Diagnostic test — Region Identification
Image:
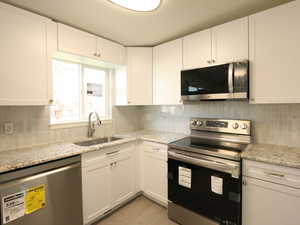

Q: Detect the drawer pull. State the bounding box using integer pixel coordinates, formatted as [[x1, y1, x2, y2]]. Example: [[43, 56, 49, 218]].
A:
[[106, 150, 120, 155], [265, 172, 285, 178]]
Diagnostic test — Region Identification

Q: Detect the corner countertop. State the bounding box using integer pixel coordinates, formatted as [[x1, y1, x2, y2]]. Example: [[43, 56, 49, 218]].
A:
[[242, 144, 300, 169], [0, 130, 187, 174], [114, 130, 187, 145]]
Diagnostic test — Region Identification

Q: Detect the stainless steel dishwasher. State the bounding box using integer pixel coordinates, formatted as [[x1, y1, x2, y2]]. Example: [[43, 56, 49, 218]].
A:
[[0, 155, 83, 225]]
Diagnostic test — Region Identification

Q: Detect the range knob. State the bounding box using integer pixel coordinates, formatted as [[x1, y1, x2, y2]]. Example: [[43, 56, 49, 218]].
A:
[[190, 120, 197, 126], [232, 122, 239, 129], [241, 123, 248, 129], [196, 121, 203, 126]]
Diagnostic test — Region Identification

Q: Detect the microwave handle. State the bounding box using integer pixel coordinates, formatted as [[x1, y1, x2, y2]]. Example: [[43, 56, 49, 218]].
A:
[[228, 63, 234, 93]]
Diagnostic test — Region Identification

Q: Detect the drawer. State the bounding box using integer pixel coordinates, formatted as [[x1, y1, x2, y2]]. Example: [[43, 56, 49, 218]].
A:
[[142, 141, 167, 161], [82, 142, 134, 167], [243, 159, 300, 189]]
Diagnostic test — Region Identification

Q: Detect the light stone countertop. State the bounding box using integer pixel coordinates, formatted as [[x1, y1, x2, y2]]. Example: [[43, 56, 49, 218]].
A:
[[114, 130, 187, 145], [0, 130, 187, 174], [242, 144, 300, 169]]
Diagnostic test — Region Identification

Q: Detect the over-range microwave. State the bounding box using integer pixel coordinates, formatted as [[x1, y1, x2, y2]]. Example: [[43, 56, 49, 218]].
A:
[[181, 61, 249, 101]]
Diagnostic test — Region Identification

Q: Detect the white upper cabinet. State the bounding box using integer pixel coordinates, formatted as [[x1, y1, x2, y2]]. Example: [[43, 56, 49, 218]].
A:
[[183, 29, 212, 70], [182, 17, 248, 70], [153, 39, 183, 105], [0, 2, 56, 106], [97, 38, 125, 65], [58, 23, 125, 65], [58, 23, 98, 59], [127, 47, 153, 105], [249, 0, 300, 104], [212, 17, 249, 65]]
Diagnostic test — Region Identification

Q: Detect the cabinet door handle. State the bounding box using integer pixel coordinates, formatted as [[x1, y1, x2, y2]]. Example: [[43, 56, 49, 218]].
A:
[[212, 59, 216, 63], [207, 60, 211, 64], [94, 53, 97, 56], [97, 53, 101, 58], [106, 150, 120, 155], [265, 172, 285, 178]]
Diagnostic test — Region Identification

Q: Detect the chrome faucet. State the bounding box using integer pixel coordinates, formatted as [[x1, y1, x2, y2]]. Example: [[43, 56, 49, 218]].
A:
[[88, 112, 102, 138]]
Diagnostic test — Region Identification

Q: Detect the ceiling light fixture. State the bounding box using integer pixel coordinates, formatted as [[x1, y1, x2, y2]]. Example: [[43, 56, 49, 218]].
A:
[[108, 0, 161, 12]]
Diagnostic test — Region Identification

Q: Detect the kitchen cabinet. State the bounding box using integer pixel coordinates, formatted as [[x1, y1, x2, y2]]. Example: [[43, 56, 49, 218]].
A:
[[153, 39, 183, 105], [141, 141, 168, 205], [127, 47, 153, 105], [97, 38, 125, 65], [58, 23, 125, 65], [82, 154, 111, 224], [249, 0, 300, 104], [0, 2, 56, 105], [182, 17, 248, 70], [183, 29, 212, 69], [82, 143, 136, 224], [58, 23, 98, 60], [242, 160, 300, 225], [211, 17, 248, 65], [110, 147, 135, 207]]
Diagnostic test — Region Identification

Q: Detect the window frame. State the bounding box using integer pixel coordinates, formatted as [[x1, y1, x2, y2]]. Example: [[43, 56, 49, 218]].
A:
[[50, 58, 113, 127]]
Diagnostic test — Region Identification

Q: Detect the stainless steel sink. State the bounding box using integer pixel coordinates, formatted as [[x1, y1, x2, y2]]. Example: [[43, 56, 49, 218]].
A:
[[74, 137, 122, 146]]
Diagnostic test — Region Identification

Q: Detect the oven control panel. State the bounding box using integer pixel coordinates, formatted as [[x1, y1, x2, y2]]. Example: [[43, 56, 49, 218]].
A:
[[190, 118, 251, 135]]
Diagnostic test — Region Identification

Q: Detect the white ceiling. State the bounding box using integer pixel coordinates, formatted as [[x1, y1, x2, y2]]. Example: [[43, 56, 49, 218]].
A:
[[1, 0, 293, 46]]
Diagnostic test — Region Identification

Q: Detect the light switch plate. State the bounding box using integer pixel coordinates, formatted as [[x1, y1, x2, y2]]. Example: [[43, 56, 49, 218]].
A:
[[4, 122, 14, 135]]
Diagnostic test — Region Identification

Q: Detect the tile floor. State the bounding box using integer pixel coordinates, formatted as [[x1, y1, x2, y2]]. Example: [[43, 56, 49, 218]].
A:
[[96, 196, 178, 225]]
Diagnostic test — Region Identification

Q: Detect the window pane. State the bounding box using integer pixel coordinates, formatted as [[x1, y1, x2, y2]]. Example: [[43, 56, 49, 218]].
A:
[[51, 60, 81, 123], [83, 67, 107, 118]]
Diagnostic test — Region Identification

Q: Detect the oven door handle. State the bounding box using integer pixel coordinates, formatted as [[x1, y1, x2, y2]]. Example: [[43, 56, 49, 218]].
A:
[[168, 151, 240, 178]]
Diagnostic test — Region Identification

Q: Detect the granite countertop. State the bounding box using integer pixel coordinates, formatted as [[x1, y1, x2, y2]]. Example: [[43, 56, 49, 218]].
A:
[[114, 130, 187, 144], [0, 130, 186, 174], [242, 144, 300, 169]]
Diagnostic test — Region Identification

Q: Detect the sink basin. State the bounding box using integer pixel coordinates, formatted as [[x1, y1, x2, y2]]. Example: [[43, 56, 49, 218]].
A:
[[74, 137, 122, 146]]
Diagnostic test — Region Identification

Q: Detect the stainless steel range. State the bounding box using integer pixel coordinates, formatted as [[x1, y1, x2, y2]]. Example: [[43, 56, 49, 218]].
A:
[[168, 118, 251, 225]]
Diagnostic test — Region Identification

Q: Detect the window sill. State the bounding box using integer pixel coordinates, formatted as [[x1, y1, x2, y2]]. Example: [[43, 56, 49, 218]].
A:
[[49, 119, 112, 129]]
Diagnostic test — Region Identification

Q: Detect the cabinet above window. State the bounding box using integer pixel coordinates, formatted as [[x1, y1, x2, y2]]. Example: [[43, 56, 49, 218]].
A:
[[58, 23, 125, 66]]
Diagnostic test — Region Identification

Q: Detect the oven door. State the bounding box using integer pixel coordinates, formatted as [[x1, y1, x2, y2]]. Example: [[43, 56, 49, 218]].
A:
[[168, 150, 242, 225], [181, 63, 234, 101]]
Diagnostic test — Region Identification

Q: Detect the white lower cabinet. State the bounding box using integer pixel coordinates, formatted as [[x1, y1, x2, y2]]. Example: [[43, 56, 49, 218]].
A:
[[110, 149, 135, 207], [141, 141, 168, 205], [82, 155, 111, 224], [82, 143, 136, 225], [242, 160, 300, 225]]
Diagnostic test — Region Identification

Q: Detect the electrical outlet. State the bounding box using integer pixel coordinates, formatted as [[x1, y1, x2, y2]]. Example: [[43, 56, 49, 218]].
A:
[[4, 122, 14, 135]]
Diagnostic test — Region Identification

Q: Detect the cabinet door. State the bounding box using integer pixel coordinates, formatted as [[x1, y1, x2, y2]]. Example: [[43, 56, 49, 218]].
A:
[[127, 47, 153, 105], [183, 29, 212, 69], [58, 23, 97, 59], [97, 38, 125, 65], [82, 160, 110, 224], [0, 3, 53, 105], [110, 149, 135, 207], [249, 1, 300, 104], [142, 151, 167, 204], [243, 177, 300, 225], [212, 17, 248, 65], [153, 39, 183, 105]]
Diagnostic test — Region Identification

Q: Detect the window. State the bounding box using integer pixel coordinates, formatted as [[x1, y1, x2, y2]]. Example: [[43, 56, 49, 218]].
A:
[[51, 59, 111, 124]]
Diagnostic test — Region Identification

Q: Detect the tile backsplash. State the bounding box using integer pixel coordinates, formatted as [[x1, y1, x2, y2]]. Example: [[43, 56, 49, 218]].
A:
[[139, 102, 300, 147], [1, 102, 300, 151], [0, 106, 142, 151]]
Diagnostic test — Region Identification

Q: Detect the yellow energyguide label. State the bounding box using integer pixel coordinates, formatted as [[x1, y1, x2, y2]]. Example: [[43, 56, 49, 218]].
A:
[[25, 185, 46, 214]]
